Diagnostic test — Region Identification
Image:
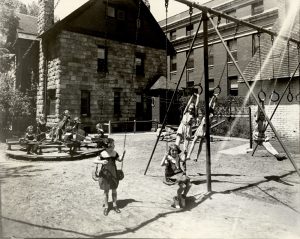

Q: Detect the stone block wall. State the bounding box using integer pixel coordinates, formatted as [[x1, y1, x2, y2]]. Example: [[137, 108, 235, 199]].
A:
[[42, 30, 166, 127]]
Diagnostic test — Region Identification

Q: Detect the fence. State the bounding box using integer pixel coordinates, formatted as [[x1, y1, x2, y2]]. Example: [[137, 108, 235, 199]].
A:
[[103, 120, 159, 134]]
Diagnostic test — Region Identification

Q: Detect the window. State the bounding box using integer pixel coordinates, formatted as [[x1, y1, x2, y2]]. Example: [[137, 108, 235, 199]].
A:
[[251, 0, 264, 16], [252, 34, 260, 56], [107, 6, 115, 17], [228, 76, 238, 96], [81, 90, 90, 116], [208, 45, 214, 66], [47, 89, 56, 115], [186, 24, 193, 36], [135, 53, 145, 76], [97, 46, 107, 73], [170, 54, 177, 72], [170, 30, 176, 41], [227, 39, 237, 62], [226, 10, 236, 23], [114, 91, 121, 115], [117, 9, 125, 20], [186, 49, 194, 69]]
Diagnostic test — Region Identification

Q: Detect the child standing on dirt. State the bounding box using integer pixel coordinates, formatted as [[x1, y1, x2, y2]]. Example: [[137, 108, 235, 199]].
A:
[[161, 144, 191, 209], [94, 138, 124, 216]]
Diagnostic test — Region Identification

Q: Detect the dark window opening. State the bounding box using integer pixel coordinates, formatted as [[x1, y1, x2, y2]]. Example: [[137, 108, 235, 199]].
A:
[[97, 46, 107, 73], [47, 89, 56, 116], [186, 50, 194, 69], [136, 53, 145, 76], [117, 9, 126, 20], [81, 90, 90, 116], [186, 24, 193, 36]]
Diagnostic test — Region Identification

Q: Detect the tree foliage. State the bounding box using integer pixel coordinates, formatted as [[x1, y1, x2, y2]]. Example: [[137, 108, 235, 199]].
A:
[[0, 70, 32, 133]]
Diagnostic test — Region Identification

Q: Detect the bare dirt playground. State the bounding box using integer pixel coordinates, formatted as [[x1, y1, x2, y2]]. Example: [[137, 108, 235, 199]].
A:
[[0, 132, 299, 238]]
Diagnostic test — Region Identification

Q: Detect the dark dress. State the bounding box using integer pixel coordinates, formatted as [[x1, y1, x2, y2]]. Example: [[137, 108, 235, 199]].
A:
[[98, 153, 119, 190]]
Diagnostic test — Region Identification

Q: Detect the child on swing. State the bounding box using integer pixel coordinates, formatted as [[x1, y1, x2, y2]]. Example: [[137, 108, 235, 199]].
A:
[[94, 138, 125, 216], [186, 94, 218, 161], [253, 100, 287, 161], [175, 93, 200, 160], [161, 143, 191, 209]]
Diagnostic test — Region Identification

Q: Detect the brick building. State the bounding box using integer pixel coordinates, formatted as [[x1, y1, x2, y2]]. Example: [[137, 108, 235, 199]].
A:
[[159, 0, 299, 144]]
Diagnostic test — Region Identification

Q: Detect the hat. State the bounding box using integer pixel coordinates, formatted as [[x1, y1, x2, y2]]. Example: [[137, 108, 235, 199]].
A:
[[168, 143, 181, 154]]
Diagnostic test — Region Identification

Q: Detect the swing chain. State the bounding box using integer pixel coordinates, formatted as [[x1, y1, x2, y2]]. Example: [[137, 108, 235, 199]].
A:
[[217, 15, 221, 27], [286, 41, 294, 102], [165, 0, 169, 8], [269, 35, 280, 102]]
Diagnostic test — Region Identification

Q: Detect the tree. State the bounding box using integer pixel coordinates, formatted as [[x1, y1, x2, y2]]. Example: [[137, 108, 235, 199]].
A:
[[27, 1, 39, 17], [0, 70, 32, 138]]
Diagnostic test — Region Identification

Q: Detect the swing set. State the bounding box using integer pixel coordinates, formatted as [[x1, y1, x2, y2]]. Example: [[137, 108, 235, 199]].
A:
[[144, 0, 300, 191]]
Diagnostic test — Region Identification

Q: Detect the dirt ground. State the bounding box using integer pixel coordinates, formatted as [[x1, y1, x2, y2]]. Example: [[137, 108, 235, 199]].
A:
[[0, 132, 299, 238]]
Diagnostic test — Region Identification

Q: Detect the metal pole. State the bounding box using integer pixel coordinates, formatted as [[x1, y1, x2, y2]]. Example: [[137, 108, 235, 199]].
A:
[[173, 0, 300, 45], [207, 13, 300, 177], [144, 17, 203, 175], [249, 106, 253, 149], [203, 10, 212, 192]]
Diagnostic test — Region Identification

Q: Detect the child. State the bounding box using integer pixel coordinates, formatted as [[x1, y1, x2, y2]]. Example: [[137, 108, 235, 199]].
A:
[[161, 144, 191, 209], [24, 125, 38, 154], [186, 94, 217, 161], [94, 138, 125, 216], [253, 100, 287, 161], [36, 115, 47, 141], [175, 93, 200, 159]]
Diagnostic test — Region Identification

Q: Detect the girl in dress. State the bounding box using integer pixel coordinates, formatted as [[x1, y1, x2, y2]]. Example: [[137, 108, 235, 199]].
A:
[[94, 138, 125, 216], [175, 93, 200, 160], [161, 144, 191, 208]]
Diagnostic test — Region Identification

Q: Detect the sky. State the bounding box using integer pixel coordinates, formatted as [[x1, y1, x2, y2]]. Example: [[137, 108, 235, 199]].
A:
[[18, 0, 202, 21]]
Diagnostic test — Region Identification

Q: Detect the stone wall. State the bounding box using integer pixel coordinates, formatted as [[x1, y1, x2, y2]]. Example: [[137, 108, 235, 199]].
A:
[[42, 30, 166, 128]]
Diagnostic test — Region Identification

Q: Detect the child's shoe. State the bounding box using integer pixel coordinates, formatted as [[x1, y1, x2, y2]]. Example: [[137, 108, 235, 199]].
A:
[[173, 196, 180, 209], [180, 195, 186, 208]]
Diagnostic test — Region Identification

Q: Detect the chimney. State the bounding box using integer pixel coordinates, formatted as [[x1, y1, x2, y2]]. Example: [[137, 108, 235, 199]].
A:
[[38, 0, 54, 35]]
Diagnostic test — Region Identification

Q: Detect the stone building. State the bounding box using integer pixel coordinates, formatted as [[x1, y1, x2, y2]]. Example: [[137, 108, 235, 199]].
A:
[[35, 0, 173, 132], [159, 0, 299, 144]]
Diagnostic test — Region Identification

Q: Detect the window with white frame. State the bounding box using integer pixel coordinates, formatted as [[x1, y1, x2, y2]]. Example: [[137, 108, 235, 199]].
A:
[[170, 54, 177, 72], [227, 39, 237, 62], [186, 49, 194, 69], [228, 76, 238, 96], [107, 6, 115, 17]]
